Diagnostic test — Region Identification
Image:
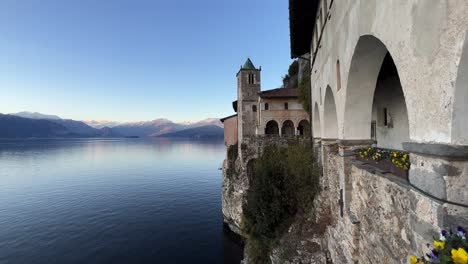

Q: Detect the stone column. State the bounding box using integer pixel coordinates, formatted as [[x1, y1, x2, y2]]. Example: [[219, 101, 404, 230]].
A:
[[336, 140, 375, 215]]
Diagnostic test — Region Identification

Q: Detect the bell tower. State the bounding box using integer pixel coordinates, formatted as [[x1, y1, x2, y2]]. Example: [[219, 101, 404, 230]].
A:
[[236, 58, 261, 143]]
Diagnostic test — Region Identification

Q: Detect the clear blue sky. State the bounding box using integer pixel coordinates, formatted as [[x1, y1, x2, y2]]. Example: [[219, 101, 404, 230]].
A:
[[0, 0, 293, 122]]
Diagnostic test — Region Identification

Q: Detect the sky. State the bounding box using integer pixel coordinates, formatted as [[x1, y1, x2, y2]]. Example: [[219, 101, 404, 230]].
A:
[[0, 0, 294, 122]]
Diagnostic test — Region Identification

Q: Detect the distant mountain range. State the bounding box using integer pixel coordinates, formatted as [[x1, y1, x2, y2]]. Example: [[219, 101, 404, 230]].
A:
[[156, 125, 224, 139], [84, 120, 122, 129], [13, 111, 61, 120], [106, 118, 223, 137], [0, 112, 223, 139], [0, 114, 75, 138]]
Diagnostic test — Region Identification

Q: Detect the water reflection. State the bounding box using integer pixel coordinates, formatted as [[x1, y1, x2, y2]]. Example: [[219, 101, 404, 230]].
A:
[[0, 138, 241, 264]]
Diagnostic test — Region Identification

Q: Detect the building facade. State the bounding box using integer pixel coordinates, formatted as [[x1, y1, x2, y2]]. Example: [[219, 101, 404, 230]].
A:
[[288, 0, 468, 263], [220, 58, 310, 147], [220, 59, 311, 235]]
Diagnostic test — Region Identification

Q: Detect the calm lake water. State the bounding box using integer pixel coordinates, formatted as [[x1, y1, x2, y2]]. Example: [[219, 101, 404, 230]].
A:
[[0, 138, 242, 264]]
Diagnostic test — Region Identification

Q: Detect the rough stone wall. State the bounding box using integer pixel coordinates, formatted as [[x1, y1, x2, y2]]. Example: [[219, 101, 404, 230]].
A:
[[347, 164, 442, 264], [316, 145, 459, 264]]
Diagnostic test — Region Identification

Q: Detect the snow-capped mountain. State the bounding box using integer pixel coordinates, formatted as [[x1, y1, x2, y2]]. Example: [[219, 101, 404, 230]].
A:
[[110, 118, 223, 137], [11, 111, 61, 120], [182, 118, 223, 128], [85, 120, 122, 129]]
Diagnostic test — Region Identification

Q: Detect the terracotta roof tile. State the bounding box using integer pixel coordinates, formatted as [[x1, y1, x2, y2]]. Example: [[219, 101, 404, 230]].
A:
[[259, 88, 299, 99]]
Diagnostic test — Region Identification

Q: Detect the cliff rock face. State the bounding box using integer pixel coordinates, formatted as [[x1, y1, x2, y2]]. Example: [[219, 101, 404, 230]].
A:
[[222, 144, 247, 234], [222, 136, 312, 235]]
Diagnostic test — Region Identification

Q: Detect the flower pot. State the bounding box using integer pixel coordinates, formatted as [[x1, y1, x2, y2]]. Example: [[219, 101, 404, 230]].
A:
[[375, 159, 392, 172], [391, 165, 409, 180]]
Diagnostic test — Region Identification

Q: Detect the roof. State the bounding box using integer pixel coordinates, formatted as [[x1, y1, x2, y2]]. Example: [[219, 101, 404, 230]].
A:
[[220, 114, 237, 123], [242, 58, 257, 70], [259, 88, 299, 99], [289, 0, 319, 58]]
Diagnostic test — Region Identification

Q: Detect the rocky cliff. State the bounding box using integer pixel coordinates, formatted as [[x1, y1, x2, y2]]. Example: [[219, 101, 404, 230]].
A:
[[222, 137, 468, 263]]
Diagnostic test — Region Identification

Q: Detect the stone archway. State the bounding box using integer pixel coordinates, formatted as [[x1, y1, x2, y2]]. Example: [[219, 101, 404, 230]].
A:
[[323, 86, 338, 139], [281, 120, 295, 136], [265, 120, 279, 135], [298, 120, 310, 136], [343, 35, 409, 150], [371, 53, 409, 150], [343, 35, 393, 140], [313, 103, 321, 138]]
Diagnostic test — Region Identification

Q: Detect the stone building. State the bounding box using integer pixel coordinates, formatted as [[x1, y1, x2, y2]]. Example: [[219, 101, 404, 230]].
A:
[[220, 58, 310, 146], [287, 0, 468, 263], [220, 59, 311, 236]]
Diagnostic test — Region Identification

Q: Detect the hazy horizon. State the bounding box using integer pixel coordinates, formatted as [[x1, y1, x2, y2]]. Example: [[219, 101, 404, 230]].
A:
[[0, 0, 294, 122], [5, 110, 223, 125]]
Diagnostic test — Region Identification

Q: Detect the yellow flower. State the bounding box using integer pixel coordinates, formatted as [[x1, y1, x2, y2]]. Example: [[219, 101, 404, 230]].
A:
[[434, 240, 445, 250], [452, 248, 468, 264], [409, 255, 418, 264]]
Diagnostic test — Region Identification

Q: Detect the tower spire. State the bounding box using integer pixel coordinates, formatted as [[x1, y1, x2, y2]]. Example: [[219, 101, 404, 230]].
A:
[[242, 58, 257, 70]]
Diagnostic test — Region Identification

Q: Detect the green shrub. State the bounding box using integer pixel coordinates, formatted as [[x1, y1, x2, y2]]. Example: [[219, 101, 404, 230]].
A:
[[242, 144, 320, 262], [298, 73, 311, 113]]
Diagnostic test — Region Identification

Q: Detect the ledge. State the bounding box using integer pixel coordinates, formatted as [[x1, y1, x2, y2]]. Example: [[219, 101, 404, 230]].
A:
[[337, 139, 375, 146], [402, 142, 468, 159], [352, 159, 410, 188]]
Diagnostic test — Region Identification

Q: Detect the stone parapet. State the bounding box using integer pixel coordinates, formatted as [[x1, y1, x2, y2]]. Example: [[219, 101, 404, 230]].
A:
[[318, 146, 467, 263]]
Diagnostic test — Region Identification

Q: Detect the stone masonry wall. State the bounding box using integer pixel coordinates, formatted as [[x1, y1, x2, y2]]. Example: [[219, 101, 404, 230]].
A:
[[318, 144, 452, 264]]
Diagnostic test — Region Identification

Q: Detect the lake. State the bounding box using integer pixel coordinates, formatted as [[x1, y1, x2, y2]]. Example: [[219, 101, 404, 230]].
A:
[[0, 138, 243, 264]]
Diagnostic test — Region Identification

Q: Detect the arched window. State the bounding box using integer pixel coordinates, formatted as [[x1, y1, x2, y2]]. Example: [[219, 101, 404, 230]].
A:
[[284, 102, 289, 110], [265, 103, 269, 110], [281, 120, 295, 136], [252, 105, 257, 112], [265, 120, 279, 135], [298, 120, 311, 136]]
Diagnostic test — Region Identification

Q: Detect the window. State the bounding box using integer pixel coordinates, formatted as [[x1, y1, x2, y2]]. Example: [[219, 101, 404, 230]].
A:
[[336, 60, 342, 91], [252, 105, 257, 112], [284, 102, 289, 110], [383, 108, 388, 126], [248, 74, 255, 84], [264, 103, 269, 110]]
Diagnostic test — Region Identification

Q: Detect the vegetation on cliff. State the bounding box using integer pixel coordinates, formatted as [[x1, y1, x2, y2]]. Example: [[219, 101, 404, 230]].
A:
[[298, 71, 311, 112], [241, 144, 320, 263], [282, 59, 311, 112]]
